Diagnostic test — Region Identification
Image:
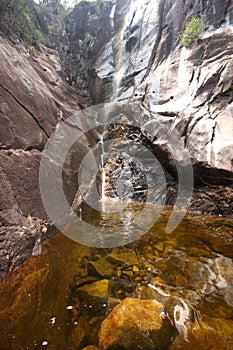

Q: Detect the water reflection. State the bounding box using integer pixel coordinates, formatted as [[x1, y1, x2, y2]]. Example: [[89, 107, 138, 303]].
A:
[[0, 206, 232, 349]]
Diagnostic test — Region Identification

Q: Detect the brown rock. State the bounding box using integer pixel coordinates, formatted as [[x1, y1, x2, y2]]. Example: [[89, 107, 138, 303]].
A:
[[68, 322, 86, 350], [107, 247, 139, 267], [75, 280, 110, 316], [170, 317, 233, 350], [99, 297, 174, 349], [0, 34, 86, 279], [78, 280, 110, 299], [87, 257, 115, 278]]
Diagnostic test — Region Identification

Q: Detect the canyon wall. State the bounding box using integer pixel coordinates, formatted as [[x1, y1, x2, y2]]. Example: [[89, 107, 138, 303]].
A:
[[93, 0, 233, 180], [67, 0, 233, 214], [0, 35, 87, 279], [1, 0, 233, 278]]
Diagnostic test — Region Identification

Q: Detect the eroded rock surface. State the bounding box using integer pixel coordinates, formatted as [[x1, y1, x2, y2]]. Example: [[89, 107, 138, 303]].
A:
[[0, 35, 85, 279], [86, 0, 233, 210]]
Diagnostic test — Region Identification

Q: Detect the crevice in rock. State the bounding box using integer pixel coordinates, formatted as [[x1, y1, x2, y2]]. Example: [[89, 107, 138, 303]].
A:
[[210, 84, 233, 106], [157, 111, 178, 117], [210, 121, 216, 143], [0, 83, 50, 138], [184, 114, 204, 138], [189, 69, 195, 84]]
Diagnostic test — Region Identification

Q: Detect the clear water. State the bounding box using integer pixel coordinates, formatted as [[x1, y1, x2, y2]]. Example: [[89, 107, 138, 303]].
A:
[[0, 205, 232, 349]]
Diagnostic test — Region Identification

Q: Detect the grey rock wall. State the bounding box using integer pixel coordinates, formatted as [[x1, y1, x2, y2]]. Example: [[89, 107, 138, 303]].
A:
[[92, 0, 233, 187]]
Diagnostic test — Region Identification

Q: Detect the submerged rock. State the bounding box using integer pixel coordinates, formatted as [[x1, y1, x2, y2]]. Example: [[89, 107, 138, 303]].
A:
[[99, 297, 175, 349], [170, 317, 233, 350], [87, 257, 115, 278], [77, 279, 110, 299], [107, 247, 139, 267]]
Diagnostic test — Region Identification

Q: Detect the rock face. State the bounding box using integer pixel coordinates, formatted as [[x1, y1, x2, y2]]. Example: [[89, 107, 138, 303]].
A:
[[64, 0, 113, 95], [82, 0, 233, 210], [0, 35, 86, 279]]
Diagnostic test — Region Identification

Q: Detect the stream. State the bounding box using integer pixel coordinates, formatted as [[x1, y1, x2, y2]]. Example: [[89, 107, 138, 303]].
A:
[[0, 205, 232, 349]]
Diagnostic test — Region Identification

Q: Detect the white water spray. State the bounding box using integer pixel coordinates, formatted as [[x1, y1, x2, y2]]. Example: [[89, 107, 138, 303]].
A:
[[100, 135, 107, 207]]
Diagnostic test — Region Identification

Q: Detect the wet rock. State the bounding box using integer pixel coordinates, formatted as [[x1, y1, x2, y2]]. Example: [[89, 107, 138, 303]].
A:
[[87, 0, 233, 213], [170, 317, 233, 350], [75, 280, 110, 316], [87, 257, 115, 278], [107, 247, 139, 267], [99, 297, 174, 350], [107, 297, 121, 313], [78, 279, 110, 299], [72, 276, 99, 289], [0, 219, 49, 280], [68, 320, 86, 350], [190, 186, 233, 218], [110, 277, 136, 299]]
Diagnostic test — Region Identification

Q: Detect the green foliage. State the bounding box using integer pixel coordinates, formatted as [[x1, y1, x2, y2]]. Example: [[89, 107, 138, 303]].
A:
[[83, 31, 96, 45], [38, 0, 68, 49], [34, 29, 46, 45], [180, 17, 205, 47], [0, 0, 36, 41], [79, 57, 89, 77], [39, 0, 67, 16]]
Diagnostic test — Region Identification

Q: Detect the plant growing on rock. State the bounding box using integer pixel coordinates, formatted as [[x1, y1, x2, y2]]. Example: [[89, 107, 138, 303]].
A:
[[180, 16, 205, 47]]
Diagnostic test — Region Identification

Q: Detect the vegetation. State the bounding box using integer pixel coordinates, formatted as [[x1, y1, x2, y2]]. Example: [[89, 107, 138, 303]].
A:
[[0, 0, 37, 42], [38, 0, 69, 49], [180, 16, 205, 47], [0, 0, 69, 47]]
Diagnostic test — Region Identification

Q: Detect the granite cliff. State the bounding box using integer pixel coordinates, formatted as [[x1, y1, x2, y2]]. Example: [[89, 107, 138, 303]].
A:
[[64, 0, 233, 214], [0, 0, 233, 278]]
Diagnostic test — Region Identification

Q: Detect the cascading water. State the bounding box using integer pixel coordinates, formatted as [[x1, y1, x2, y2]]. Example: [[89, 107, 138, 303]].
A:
[[100, 135, 107, 207]]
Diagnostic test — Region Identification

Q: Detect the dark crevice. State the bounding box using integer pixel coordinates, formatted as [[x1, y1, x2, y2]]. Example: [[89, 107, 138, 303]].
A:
[[210, 85, 233, 106], [24, 145, 44, 152], [157, 111, 178, 117], [187, 115, 206, 137], [0, 83, 50, 138], [210, 122, 216, 143]]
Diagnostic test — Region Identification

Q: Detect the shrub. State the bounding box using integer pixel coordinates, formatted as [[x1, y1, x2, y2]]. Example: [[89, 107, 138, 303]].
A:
[[180, 17, 205, 47]]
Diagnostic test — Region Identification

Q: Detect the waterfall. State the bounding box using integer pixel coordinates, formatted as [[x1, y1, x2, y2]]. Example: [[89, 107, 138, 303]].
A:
[[100, 135, 106, 204]]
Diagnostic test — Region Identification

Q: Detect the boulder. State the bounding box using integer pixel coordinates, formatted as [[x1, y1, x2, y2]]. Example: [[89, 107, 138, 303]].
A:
[[99, 297, 174, 349]]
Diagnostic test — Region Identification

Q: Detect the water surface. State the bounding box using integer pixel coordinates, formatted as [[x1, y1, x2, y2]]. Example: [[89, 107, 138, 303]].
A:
[[0, 205, 232, 349]]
